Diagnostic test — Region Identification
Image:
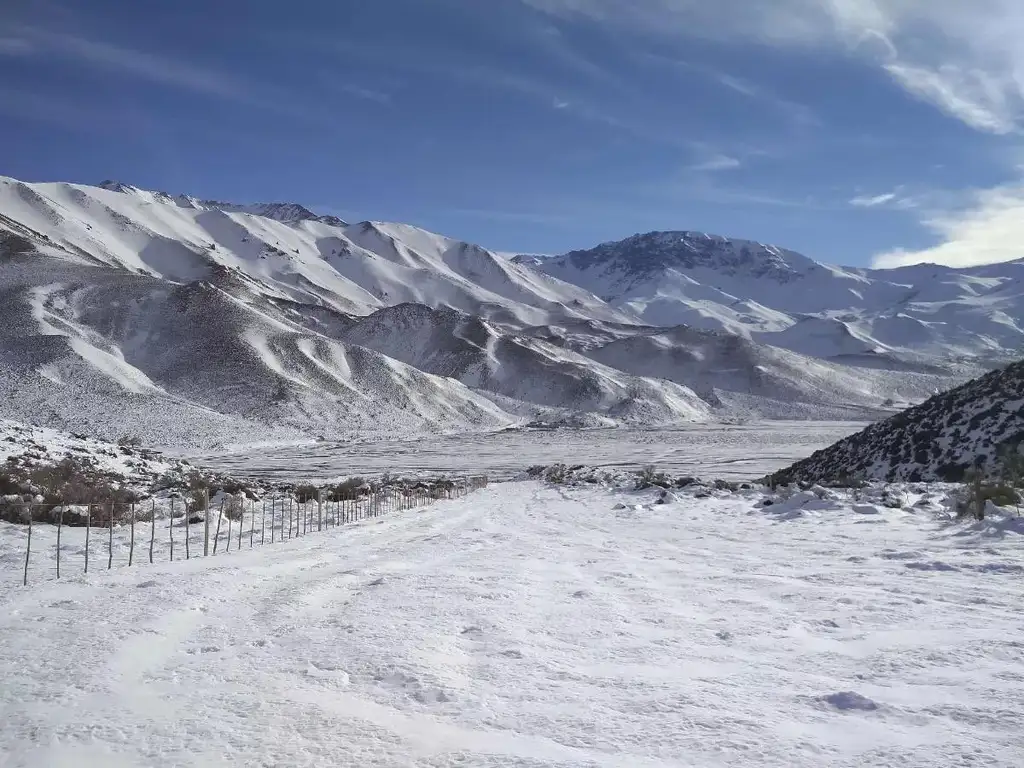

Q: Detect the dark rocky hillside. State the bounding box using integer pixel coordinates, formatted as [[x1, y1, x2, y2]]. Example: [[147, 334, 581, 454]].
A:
[[768, 359, 1024, 484]]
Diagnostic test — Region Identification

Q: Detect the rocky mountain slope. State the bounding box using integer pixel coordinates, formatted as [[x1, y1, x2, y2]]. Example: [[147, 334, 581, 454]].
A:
[[528, 231, 1024, 363], [768, 359, 1024, 483], [0, 176, 1007, 449]]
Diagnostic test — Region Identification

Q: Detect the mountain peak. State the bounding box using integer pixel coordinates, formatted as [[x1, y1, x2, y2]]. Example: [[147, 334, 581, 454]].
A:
[[560, 230, 814, 283], [98, 180, 139, 194], [202, 200, 347, 226]]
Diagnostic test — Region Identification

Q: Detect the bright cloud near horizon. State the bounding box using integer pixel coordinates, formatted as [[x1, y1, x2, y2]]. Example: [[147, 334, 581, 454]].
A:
[[2, 0, 1024, 268]]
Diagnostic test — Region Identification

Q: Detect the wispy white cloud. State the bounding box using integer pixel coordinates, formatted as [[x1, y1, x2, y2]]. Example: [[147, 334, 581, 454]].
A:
[[690, 154, 742, 172], [0, 37, 33, 55], [873, 183, 1024, 267], [850, 192, 896, 207], [338, 84, 392, 105], [13, 25, 247, 100], [884, 62, 1018, 134], [849, 186, 925, 210], [521, 0, 1024, 135], [8, 24, 346, 127]]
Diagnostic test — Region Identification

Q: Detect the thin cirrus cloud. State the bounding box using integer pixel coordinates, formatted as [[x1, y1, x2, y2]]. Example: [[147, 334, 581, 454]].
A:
[[850, 192, 897, 208], [0, 36, 33, 55], [337, 84, 393, 105], [2, 24, 348, 129], [9, 25, 247, 100], [689, 154, 742, 172], [521, 0, 1024, 268], [519, 0, 1024, 136]]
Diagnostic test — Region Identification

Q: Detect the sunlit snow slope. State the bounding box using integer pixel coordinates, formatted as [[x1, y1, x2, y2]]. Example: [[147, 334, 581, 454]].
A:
[[0, 177, 1000, 447]]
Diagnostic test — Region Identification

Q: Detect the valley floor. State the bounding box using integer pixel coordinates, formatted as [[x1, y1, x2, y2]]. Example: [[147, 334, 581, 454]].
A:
[[195, 421, 864, 482], [1, 482, 1021, 767]]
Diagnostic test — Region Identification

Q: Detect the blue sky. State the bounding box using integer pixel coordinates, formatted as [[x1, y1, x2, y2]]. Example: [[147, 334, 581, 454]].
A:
[[2, 0, 1024, 266]]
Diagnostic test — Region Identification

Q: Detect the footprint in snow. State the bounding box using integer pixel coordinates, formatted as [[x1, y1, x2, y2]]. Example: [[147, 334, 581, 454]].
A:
[[879, 550, 921, 561], [306, 662, 350, 684], [820, 691, 879, 712], [414, 687, 451, 704], [905, 561, 959, 572], [136, 580, 159, 589], [571, 589, 590, 599], [187, 645, 222, 655]]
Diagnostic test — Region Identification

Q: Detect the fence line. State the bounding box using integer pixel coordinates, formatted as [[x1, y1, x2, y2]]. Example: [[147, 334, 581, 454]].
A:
[[12, 475, 489, 586]]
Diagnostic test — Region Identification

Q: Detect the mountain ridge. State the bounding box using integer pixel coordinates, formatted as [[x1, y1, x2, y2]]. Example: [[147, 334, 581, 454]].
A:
[[528, 229, 1024, 363], [0, 175, 1011, 449]]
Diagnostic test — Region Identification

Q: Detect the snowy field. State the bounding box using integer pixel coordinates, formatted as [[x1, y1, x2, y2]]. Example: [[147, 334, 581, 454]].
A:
[[195, 422, 863, 482], [1, 481, 1021, 767]]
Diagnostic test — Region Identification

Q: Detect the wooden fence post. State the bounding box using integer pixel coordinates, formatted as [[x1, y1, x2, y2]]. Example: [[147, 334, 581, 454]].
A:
[[108, 502, 114, 570], [213, 499, 224, 554], [128, 502, 135, 567], [271, 497, 276, 544], [169, 498, 175, 562], [149, 499, 155, 564], [203, 488, 211, 557], [56, 505, 63, 579], [23, 506, 31, 586], [85, 504, 92, 573], [261, 498, 267, 546]]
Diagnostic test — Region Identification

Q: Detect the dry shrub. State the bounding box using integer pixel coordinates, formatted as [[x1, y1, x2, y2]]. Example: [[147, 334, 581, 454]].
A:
[[223, 494, 246, 521]]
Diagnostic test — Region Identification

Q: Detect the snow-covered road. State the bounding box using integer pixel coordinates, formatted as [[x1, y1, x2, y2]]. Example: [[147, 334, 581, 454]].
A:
[[1, 482, 1021, 767]]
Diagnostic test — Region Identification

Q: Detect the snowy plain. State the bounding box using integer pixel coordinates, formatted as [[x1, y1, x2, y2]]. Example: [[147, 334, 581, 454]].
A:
[[195, 422, 864, 483], [1, 480, 1022, 767]]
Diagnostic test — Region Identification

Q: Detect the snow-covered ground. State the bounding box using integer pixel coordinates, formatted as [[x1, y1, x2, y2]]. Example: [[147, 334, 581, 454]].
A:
[[195, 422, 864, 482], [1, 481, 1021, 767]]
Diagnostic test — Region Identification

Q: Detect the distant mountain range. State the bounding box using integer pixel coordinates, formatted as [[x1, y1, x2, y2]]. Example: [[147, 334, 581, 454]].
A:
[[527, 230, 1024, 364], [0, 175, 1018, 449]]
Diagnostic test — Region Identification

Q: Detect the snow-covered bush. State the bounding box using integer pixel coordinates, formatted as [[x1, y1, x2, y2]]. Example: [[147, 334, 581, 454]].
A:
[[326, 477, 366, 501], [952, 471, 1020, 520], [634, 465, 670, 490], [294, 484, 320, 504], [221, 494, 246, 521], [0, 456, 139, 524]]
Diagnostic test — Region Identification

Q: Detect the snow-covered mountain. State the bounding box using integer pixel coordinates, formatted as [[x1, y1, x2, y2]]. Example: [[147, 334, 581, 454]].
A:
[[97, 181, 348, 226], [769, 359, 1024, 483], [530, 231, 1024, 363], [0, 176, 1007, 448]]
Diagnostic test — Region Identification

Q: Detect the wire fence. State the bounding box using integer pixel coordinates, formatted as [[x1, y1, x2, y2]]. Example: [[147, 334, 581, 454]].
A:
[[6, 476, 489, 586]]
